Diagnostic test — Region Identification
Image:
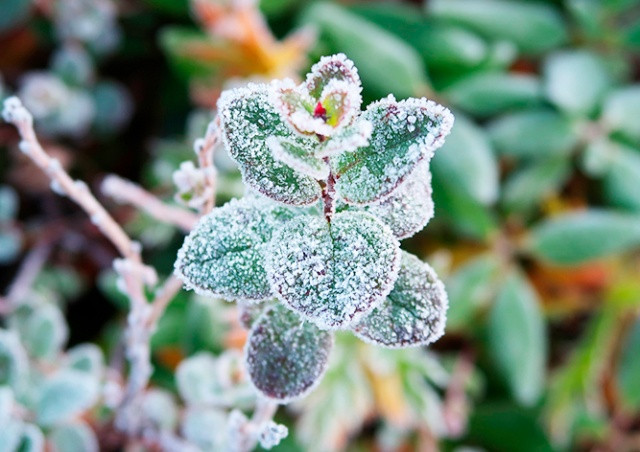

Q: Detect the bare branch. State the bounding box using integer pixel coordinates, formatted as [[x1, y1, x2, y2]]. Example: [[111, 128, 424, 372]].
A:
[[102, 175, 198, 231]]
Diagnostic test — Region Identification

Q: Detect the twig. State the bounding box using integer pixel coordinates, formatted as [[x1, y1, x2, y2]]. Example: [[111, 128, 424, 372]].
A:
[[194, 116, 220, 214], [101, 175, 198, 232], [146, 275, 184, 329]]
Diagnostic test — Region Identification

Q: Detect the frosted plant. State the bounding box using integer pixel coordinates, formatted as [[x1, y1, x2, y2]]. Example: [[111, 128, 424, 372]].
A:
[[175, 54, 454, 403]]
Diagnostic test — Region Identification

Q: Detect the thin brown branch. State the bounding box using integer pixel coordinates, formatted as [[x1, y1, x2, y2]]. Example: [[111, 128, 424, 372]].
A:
[[195, 116, 220, 214], [102, 175, 198, 231]]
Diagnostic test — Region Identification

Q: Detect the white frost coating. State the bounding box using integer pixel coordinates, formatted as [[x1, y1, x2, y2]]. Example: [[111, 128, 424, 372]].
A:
[[174, 196, 298, 303], [305, 53, 361, 99], [364, 161, 434, 239], [265, 211, 401, 330], [244, 305, 333, 403], [331, 94, 454, 205], [317, 119, 372, 158], [217, 83, 321, 206], [259, 421, 289, 449], [266, 135, 329, 180], [352, 252, 448, 349]]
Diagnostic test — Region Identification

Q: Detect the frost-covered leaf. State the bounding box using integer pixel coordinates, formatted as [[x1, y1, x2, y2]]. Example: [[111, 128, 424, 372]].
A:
[[17, 424, 44, 452], [332, 96, 453, 205], [175, 197, 298, 302], [306, 53, 362, 100], [141, 389, 178, 431], [49, 421, 99, 452], [0, 185, 18, 222], [218, 83, 321, 205], [65, 344, 104, 378], [0, 330, 29, 390], [36, 369, 100, 426], [266, 136, 329, 179], [266, 211, 400, 329], [245, 305, 333, 402], [176, 351, 253, 407], [181, 407, 228, 451], [362, 162, 433, 239], [317, 119, 372, 158], [352, 252, 448, 348], [601, 86, 640, 141], [13, 302, 68, 360]]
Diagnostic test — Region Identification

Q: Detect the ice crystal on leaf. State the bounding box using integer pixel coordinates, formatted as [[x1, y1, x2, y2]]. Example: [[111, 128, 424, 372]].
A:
[[245, 305, 333, 402], [332, 95, 453, 205], [176, 53, 454, 404], [218, 84, 321, 206], [352, 252, 448, 348], [265, 212, 400, 330], [175, 197, 298, 302]]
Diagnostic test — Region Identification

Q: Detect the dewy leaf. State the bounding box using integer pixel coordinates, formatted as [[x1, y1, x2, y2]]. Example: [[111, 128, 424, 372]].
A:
[[488, 271, 546, 406], [266, 136, 329, 180], [218, 83, 321, 205], [352, 252, 448, 348], [528, 210, 640, 265], [363, 162, 434, 239], [266, 211, 400, 329], [175, 197, 298, 302], [305, 53, 362, 100], [245, 304, 333, 402], [332, 95, 453, 205]]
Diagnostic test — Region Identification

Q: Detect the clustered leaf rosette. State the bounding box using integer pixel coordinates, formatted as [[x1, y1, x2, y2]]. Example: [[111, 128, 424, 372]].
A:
[[175, 54, 454, 403]]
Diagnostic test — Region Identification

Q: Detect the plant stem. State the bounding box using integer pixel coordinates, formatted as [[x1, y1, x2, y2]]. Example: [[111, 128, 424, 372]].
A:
[[322, 158, 336, 223]]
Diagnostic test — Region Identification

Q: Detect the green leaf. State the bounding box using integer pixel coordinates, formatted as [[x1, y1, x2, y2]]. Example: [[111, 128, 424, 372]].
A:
[[332, 96, 453, 205], [245, 305, 333, 402], [488, 271, 546, 405], [543, 50, 611, 116], [0, 185, 18, 222], [443, 72, 543, 118], [602, 144, 640, 210], [601, 85, 640, 142], [0, 419, 22, 452], [528, 210, 640, 265], [446, 254, 502, 331], [616, 319, 640, 411], [218, 84, 321, 205], [300, 2, 428, 99], [502, 157, 571, 213], [420, 25, 490, 70], [352, 252, 447, 348], [49, 422, 99, 452], [488, 109, 579, 158], [431, 113, 498, 205], [65, 344, 104, 378], [266, 211, 400, 329], [36, 369, 100, 426], [362, 162, 434, 239], [175, 197, 298, 302], [428, 0, 567, 54], [159, 28, 221, 79]]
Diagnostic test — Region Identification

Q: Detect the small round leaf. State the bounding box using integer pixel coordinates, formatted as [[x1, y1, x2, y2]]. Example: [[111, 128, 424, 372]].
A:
[[245, 305, 333, 402]]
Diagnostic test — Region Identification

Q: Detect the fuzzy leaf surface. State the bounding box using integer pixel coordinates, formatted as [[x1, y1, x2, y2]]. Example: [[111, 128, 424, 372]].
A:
[[218, 84, 321, 205], [266, 211, 400, 329], [245, 305, 333, 402], [363, 162, 434, 239], [352, 252, 448, 348], [175, 197, 297, 302], [332, 96, 453, 205]]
